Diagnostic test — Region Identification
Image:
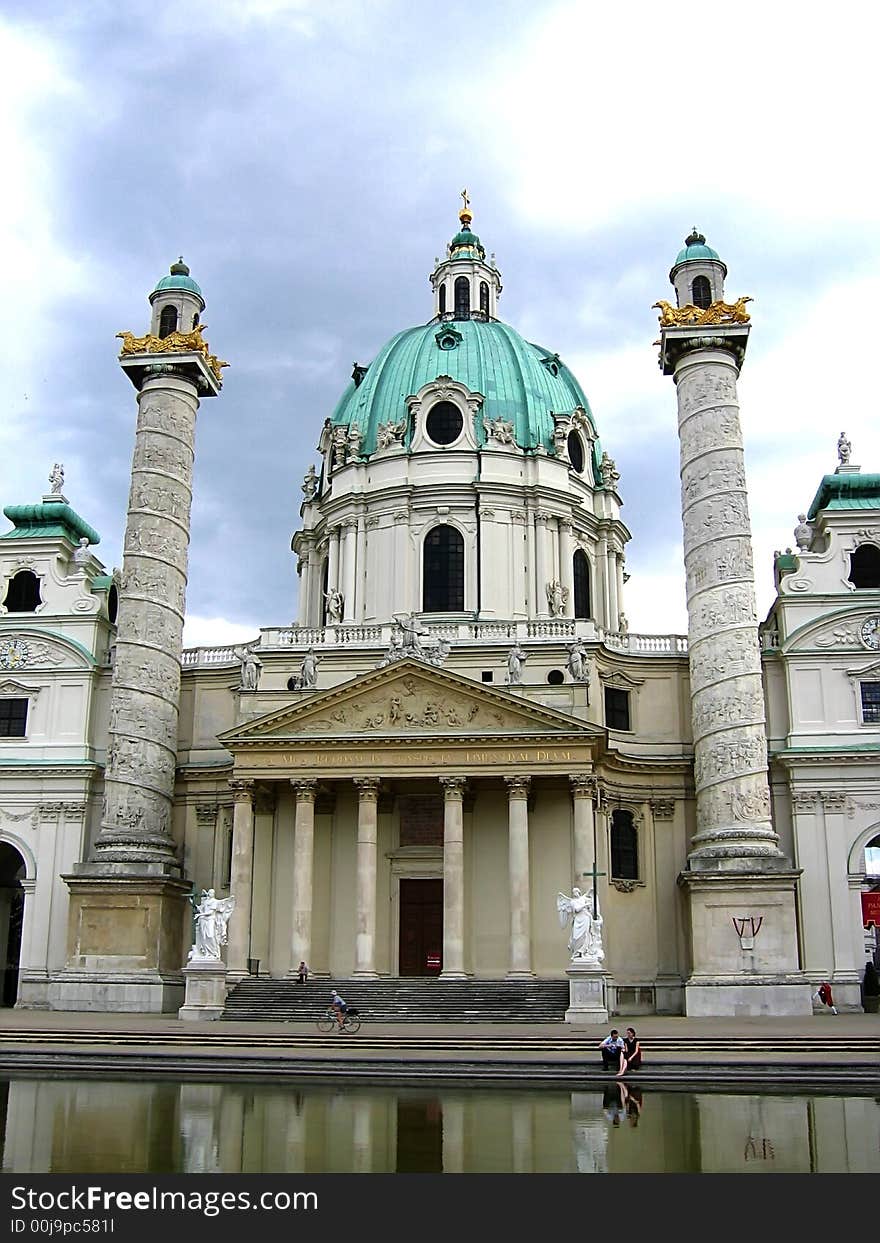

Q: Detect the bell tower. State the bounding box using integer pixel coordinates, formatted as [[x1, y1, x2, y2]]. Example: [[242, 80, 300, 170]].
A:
[[657, 232, 811, 1016], [59, 260, 227, 1012]]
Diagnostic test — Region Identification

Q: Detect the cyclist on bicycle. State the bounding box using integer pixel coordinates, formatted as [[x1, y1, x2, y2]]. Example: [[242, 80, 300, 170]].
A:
[[330, 989, 347, 1030]]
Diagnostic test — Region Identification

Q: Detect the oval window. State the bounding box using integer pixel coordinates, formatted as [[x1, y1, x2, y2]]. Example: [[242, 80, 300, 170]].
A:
[[567, 431, 584, 472], [426, 402, 463, 445]]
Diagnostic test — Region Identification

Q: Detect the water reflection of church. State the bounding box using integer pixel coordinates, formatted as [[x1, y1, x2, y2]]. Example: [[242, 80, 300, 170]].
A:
[[0, 208, 878, 1016]]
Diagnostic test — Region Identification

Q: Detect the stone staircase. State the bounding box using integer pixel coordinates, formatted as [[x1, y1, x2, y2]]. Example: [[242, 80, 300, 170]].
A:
[[222, 976, 571, 1023]]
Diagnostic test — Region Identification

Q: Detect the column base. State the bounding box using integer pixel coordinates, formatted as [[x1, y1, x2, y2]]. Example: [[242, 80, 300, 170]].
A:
[[47, 970, 184, 1013], [565, 963, 610, 1025], [684, 976, 813, 1017], [351, 971, 381, 979], [506, 970, 536, 979], [439, 970, 468, 980]]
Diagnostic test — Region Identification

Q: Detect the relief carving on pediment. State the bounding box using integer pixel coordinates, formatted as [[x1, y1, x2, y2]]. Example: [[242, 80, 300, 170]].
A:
[[294, 682, 511, 734]]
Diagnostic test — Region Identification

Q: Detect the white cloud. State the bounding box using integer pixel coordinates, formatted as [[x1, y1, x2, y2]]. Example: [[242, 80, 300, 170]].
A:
[[182, 615, 262, 650], [482, 1, 880, 236]]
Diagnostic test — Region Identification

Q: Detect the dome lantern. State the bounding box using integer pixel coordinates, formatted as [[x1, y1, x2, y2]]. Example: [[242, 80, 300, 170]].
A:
[[430, 191, 502, 321]]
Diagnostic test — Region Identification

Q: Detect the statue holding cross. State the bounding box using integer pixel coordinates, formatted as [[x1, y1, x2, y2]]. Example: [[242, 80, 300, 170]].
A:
[[557, 881, 604, 964]]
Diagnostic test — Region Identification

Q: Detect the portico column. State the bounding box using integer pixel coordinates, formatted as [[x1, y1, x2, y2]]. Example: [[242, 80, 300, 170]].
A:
[[570, 775, 597, 887], [506, 776, 533, 977], [226, 779, 255, 977], [353, 777, 380, 977], [440, 776, 467, 978], [290, 779, 317, 971]]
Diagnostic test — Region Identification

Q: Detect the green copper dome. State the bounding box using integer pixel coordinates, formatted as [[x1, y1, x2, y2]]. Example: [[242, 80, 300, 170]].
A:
[[450, 226, 485, 257], [152, 257, 203, 297], [673, 228, 720, 267], [330, 317, 603, 477]]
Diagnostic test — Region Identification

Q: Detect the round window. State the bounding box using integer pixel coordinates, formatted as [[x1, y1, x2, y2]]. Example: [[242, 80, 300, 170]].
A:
[[426, 402, 464, 445], [547, 669, 565, 685], [567, 431, 585, 473]]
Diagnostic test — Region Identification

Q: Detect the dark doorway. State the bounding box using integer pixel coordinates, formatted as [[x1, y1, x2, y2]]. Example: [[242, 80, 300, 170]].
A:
[[0, 842, 25, 1007], [399, 878, 442, 976], [396, 1097, 443, 1172]]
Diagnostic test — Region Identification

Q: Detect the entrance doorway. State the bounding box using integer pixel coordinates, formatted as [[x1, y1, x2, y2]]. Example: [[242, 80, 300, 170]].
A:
[[399, 879, 442, 976], [0, 842, 25, 1007]]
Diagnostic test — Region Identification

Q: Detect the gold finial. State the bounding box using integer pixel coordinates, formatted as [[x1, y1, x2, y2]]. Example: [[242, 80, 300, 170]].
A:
[[459, 187, 472, 224]]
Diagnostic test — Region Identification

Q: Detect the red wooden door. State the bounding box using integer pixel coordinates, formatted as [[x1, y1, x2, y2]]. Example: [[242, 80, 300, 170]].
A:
[[399, 879, 443, 975]]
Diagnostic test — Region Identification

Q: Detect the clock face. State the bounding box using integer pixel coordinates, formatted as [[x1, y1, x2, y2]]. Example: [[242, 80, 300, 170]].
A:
[[860, 616, 880, 650], [0, 638, 30, 669]]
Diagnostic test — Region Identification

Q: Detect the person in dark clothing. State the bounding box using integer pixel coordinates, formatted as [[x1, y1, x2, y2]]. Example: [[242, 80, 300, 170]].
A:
[[616, 1026, 642, 1076]]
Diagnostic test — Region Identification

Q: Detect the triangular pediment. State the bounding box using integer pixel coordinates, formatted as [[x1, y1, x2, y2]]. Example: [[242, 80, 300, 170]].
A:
[[219, 658, 603, 746]]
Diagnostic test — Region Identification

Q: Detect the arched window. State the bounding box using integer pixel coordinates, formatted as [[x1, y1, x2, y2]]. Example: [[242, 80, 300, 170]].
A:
[[479, 281, 489, 316], [423, 525, 464, 612], [158, 305, 178, 338], [850, 544, 880, 589], [438, 284, 446, 315], [573, 550, 591, 619], [567, 431, 585, 472], [691, 276, 711, 310], [107, 584, 119, 625], [191, 312, 200, 329], [611, 810, 638, 880], [2, 570, 41, 613], [454, 277, 470, 319]]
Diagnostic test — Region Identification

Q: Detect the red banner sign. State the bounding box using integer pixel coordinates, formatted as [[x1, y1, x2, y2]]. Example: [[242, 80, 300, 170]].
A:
[[862, 892, 880, 927]]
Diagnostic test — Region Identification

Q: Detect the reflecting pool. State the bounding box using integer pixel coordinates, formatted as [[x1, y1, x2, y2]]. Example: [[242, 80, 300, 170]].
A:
[[1, 1077, 878, 1174]]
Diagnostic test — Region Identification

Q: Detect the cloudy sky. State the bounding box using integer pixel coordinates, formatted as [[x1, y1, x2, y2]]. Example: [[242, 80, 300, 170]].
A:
[[3, 0, 879, 648]]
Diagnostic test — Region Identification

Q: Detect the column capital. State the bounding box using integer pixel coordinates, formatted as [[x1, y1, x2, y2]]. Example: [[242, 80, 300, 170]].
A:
[[228, 779, 254, 803], [353, 776, 381, 801], [820, 790, 847, 813], [440, 776, 467, 801], [505, 775, 531, 798], [290, 778, 318, 801], [650, 797, 675, 820], [569, 774, 597, 799]]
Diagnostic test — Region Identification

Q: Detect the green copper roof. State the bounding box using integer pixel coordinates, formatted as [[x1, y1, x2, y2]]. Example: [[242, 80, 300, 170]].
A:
[[807, 473, 880, 521], [672, 228, 720, 268], [330, 317, 602, 475], [152, 257, 203, 298], [449, 227, 485, 258], [1, 503, 100, 545]]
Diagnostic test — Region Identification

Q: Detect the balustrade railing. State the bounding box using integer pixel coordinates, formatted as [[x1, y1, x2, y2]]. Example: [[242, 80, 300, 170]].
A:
[[180, 620, 690, 667]]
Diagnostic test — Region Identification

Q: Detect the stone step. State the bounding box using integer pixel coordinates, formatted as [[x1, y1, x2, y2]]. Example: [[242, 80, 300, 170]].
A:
[[222, 977, 571, 1023]]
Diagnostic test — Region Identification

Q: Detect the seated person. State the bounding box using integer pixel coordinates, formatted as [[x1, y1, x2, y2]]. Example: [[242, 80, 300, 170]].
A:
[[599, 1028, 625, 1071], [617, 1026, 642, 1076], [297, 960, 309, 984]]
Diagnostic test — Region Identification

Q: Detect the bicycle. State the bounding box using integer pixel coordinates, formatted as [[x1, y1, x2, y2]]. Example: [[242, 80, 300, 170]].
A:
[[316, 1006, 361, 1034]]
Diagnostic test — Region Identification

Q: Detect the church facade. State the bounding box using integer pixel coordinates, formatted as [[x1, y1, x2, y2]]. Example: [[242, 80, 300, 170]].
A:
[[1, 211, 877, 1016]]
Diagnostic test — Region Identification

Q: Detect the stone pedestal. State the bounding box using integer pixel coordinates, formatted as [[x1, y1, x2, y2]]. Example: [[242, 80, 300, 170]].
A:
[[679, 870, 813, 1016], [51, 872, 188, 1012], [565, 962, 610, 1025], [178, 959, 229, 1022]]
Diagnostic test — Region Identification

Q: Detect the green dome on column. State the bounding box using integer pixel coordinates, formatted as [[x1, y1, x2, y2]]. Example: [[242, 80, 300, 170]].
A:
[[673, 228, 721, 266], [152, 256, 203, 297]]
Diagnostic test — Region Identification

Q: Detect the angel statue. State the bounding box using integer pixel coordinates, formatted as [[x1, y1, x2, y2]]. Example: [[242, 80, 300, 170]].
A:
[[557, 886, 604, 964], [189, 888, 235, 961]]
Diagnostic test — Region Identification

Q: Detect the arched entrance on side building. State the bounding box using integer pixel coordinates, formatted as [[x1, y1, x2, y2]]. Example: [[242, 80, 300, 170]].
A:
[[0, 842, 25, 1006]]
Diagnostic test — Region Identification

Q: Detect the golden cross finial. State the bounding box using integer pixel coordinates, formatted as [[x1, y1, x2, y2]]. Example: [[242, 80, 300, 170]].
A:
[[460, 187, 470, 214]]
